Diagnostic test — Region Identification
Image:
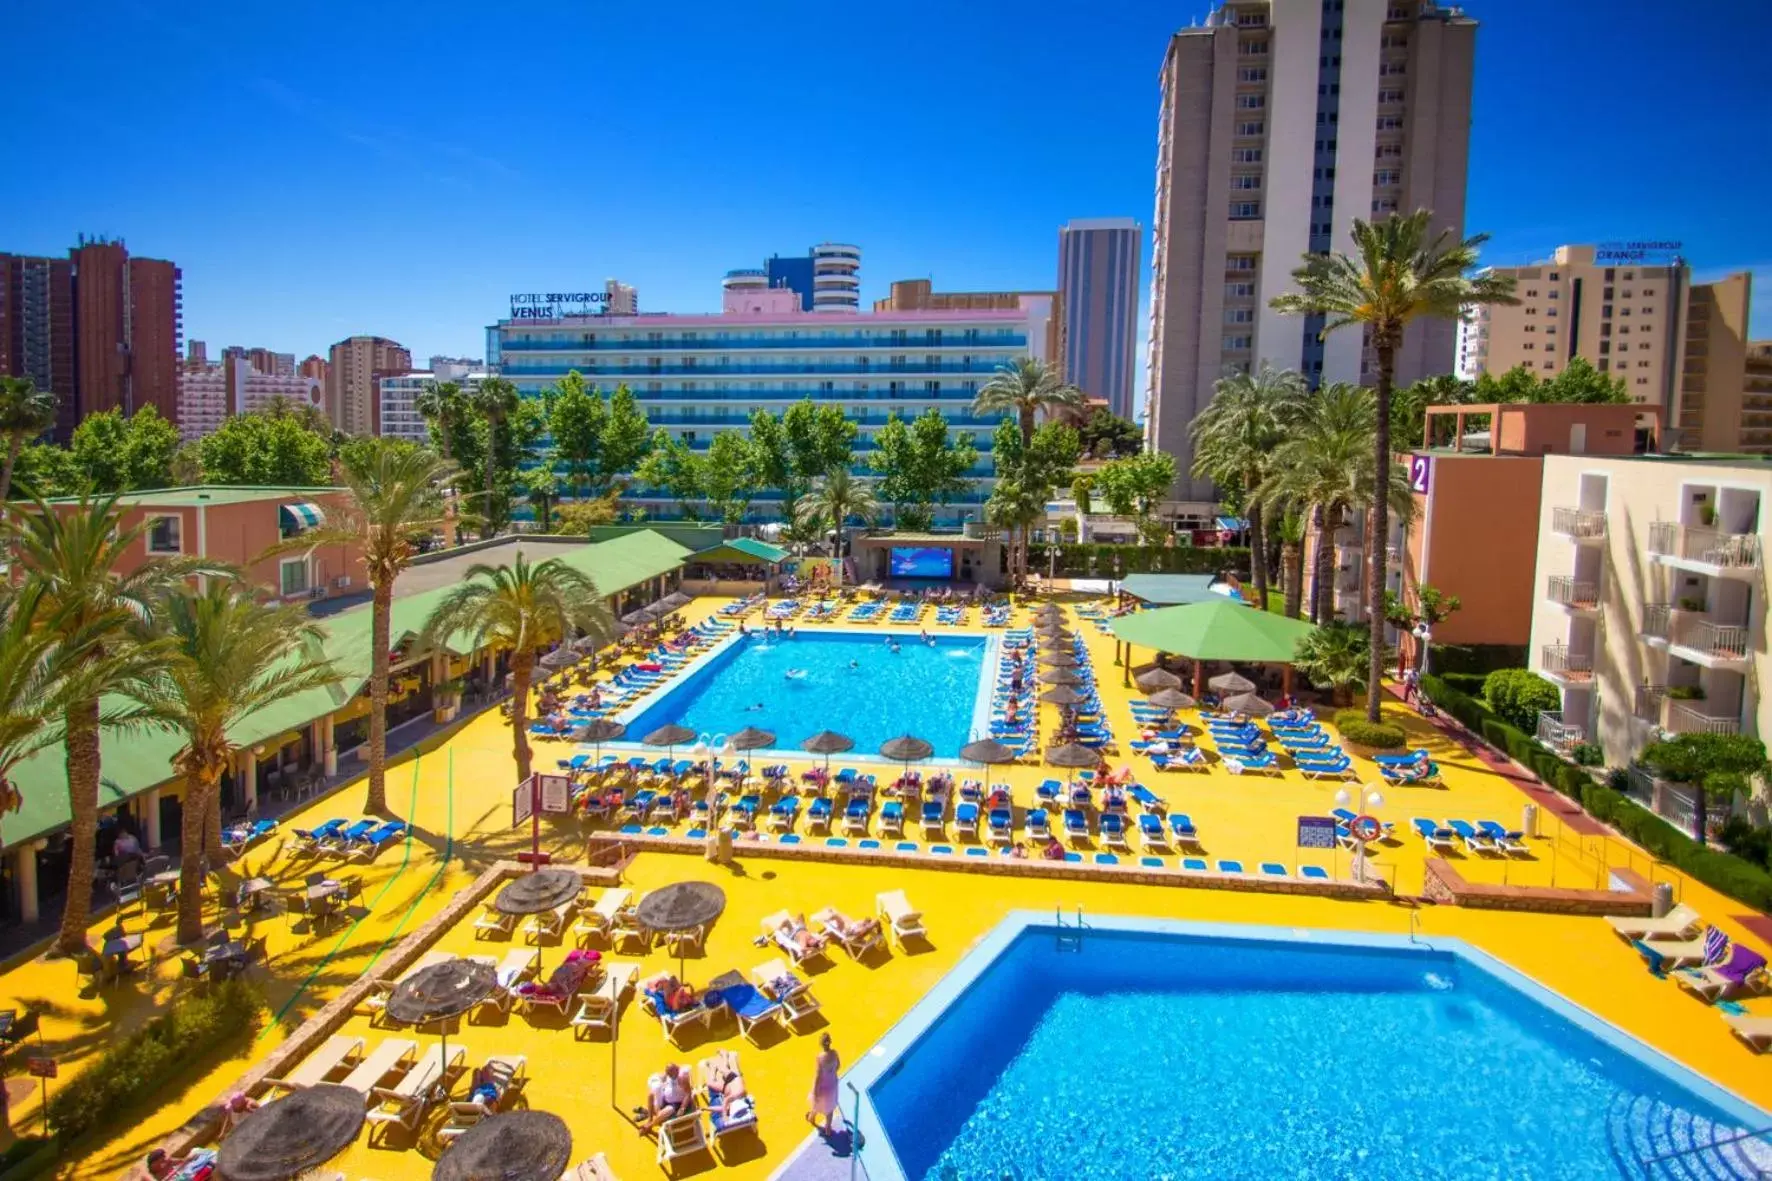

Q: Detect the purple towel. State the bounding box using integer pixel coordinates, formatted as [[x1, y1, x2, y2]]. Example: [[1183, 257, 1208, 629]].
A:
[[1719, 944, 1767, 983]]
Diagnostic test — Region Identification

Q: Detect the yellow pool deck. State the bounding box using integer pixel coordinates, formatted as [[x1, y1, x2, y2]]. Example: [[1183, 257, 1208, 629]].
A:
[[8, 595, 1772, 1180]]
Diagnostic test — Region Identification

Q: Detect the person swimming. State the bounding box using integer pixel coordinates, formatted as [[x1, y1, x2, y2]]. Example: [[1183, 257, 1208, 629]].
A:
[[785, 668, 808, 680], [744, 702, 766, 712], [849, 659, 859, 670], [887, 640, 900, 653]]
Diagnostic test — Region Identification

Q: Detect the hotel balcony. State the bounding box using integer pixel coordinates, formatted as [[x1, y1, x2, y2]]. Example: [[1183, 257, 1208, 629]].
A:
[[1641, 603, 1672, 643], [1634, 685, 1667, 724], [1666, 616, 1751, 670], [1536, 711, 1586, 755], [1545, 575, 1600, 613], [1663, 699, 1741, 737], [1540, 643, 1594, 686], [1647, 521, 1762, 577], [1551, 506, 1607, 543]]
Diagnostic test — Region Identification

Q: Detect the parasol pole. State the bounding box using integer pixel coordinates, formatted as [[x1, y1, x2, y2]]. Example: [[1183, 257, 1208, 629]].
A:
[[530, 774, 542, 872]]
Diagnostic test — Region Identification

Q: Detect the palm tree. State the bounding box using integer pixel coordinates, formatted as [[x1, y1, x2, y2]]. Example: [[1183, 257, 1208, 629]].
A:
[[1190, 364, 1307, 613], [265, 439, 452, 814], [984, 476, 1048, 587], [418, 555, 611, 784], [1271, 210, 1517, 720], [972, 358, 1084, 452], [0, 584, 79, 840], [0, 377, 58, 502], [0, 494, 225, 954], [469, 378, 521, 538], [795, 468, 877, 585], [1274, 509, 1307, 619], [137, 585, 338, 944], [520, 463, 561, 532], [414, 380, 467, 460], [1292, 622, 1371, 708]]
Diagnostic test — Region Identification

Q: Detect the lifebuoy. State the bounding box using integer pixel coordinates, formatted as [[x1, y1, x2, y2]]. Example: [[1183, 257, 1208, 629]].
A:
[[1350, 814, 1383, 843]]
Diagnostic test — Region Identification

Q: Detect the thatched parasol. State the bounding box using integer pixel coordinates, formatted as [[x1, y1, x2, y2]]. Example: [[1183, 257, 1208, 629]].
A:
[[660, 591, 693, 611], [1223, 691, 1275, 716], [1038, 650, 1081, 668], [643, 723, 697, 767], [1136, 668, 1184, 692], [801, 729, 854, 770], [1208, 671, 1257, 695], [216, 1085, 365, 1181], [382, 958, 498, 1074], [494, 868, 583, 916], [635, 882, 727, 974], [1044, 743, 1102, 769], [1040, 685, 1086, 707], [1040, 669, 1085, 687], [1144, 688, 1197, 711], [728, 726, 777, 752], [433, 1111, 572, 1181], [539, 648, 576, 671], [958, 738, 1018, 766]]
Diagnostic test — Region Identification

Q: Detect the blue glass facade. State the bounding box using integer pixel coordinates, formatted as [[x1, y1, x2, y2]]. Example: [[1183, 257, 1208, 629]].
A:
[[764, 254, 816, 311]]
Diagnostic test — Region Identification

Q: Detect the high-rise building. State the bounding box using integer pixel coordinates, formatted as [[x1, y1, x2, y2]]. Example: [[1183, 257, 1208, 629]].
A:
[[379, 370, 491, 444], [1145, 0, 1477, 509], [757, 244, 861, 312], [186, 340, 209, 369], [177, 353, 325, 441], [1057, 218, 1142, 419], [299, 354, 329, 383], [603, 278, 638, 316], [764, 253, 816, 311], [1745, 342, 1772, 456], [0, 253, 76, 438], [71, 237, 184, 426], [325, 335, 411, 436], [1461, 247, 1760, 454], [873, 280, 1062, 366], [428, 355, 485, 381], [246, 348, 296, 377]]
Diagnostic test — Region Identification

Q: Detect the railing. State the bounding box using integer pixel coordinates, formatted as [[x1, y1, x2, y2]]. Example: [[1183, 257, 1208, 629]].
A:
[[1551, 506, 1607, 540], [1540, 643, 1594, 679], [1664, 699, 1741, 736], [1634, 684, 1667, 722], [1536, 711, 1585, 754], [1641, 603, 1671, 640], [1545, 575, 1599, 608], [1648, 521, 1763, 570], [1669, 617, 1751, 660], [497, 333, 1028, 351]]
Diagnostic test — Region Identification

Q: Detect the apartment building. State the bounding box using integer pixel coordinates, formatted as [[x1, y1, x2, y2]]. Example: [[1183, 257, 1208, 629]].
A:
[[177, 355, 325, 441], [1527, 454, 1770, 767], [1058, 218, 1142, 420], [326, 335, 411, 435], [873, 279, 1062, 366], [1745, 342, 1772, 455], [0, 253, 75, 436], [378, 369, 491, 444], [1146, 0, 1475, 509]]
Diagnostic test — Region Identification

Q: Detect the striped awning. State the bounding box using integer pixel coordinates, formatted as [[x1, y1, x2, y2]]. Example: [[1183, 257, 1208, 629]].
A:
[[280, 502, 326, 532]]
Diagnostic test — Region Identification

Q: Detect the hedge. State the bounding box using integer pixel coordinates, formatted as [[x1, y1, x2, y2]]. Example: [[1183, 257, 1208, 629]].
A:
[[1429, 644, 1530, 677], [1420, 674, 1772, 912], [1333, 710, 1407, 750], [1051, 543, 1249, 578], [45, 978, 264, 1141]]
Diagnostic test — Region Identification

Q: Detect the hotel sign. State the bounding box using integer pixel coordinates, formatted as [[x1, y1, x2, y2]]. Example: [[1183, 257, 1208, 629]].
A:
[[1595, 241, 1683, 266], [508, 292, 609, 319]]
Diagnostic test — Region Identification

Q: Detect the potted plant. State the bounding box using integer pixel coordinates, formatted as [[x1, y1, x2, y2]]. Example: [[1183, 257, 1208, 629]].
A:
[[1700, 503, 1718, 527], [1668, 685, 1707, 701], [1677, 595, 1707, 612], [435, 676, 466, 723]]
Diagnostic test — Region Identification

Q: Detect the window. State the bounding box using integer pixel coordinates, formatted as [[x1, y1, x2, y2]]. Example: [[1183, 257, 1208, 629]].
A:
[[1226, 308, 1254, 325], [1543, 361, 1555, 370], [1224, 335, 1253, 350], [1378, 88, 1404, 103], [1547, 290, 1559, 299], [1232, 147, 1263, 163], [1377, 116, 1403, 130], [1227, 255, 1258, 272], [1226, 281, 1256, 298], [1524, 342, 1535, 351], [1236, 94, 1265, 109], [146, 515, 181, 554], [1603, 287, 1615, 300], [1602, 304, 1614, 318], [1374, 169, 1400, 185], [1239, 38, 1268, 56], [1238, 67, 1267, 82], [1379, 62, 1407, 76], [1526, 306, 1538, 316], [1230, 201, 1262, 219], [279, 559, 310, 598], [1232, 173, 1262, 190], [1235, 120, 1265, 136]]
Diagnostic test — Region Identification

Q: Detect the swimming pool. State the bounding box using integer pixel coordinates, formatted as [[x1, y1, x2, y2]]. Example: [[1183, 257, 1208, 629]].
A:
[[617, 629, 996, 760], [847, 915, 1772, 1180]]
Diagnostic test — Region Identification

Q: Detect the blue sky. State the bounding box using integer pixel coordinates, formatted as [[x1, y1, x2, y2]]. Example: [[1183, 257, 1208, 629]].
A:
[[6, 0, 1768, 361]]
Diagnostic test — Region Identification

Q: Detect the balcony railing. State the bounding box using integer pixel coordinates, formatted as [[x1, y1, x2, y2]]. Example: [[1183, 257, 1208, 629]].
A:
[[1648, 521, 1763, 570], [1541, 643, 1594, 679], [1669, 617, 1751, 660], [1642, 604, 1672, 640], [1551, 506, 1607, 540], [1664, 700, 1741, 736], [1634, 684, 1667, 722], [1537, 711, 1585, 754], [1546, 575, 1599, 608]]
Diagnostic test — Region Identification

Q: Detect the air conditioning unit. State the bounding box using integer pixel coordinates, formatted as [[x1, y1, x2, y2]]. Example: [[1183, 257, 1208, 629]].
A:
[[334, 575, 352, 589]]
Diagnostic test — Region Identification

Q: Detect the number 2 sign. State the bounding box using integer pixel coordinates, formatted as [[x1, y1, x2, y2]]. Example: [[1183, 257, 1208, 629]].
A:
[[1409, 454, 1431, 494]]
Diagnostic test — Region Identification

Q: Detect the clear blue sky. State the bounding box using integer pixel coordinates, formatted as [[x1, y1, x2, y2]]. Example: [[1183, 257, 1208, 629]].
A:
[[7, 0, 1768, 362]]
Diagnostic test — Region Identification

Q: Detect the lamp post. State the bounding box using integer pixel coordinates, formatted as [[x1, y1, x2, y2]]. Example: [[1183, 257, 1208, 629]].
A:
[[1413, 623, 1433, 680], [1046, 543, 1060, 587]]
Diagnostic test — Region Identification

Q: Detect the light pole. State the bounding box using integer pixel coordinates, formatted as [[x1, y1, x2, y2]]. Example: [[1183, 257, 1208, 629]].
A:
[[1413, 623, 1433, 679]]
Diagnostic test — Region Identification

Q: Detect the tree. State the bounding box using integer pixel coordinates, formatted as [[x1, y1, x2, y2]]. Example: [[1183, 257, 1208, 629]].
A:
[[69, 407, 181, 492], [635, 429, 704, 519], [418, 555, 611, 784], [1274, 509, 1307, 618], [743, 410, 792, 500], [551, 495, 621, 535], [547, 373, 606, 498], [197, 412, 332, 486], [2, 493, 225, 954], [973, 357, 1084, 452], [1481, 668, 1561, 733], [869, 410, 977, 531], [1077, 407, 1144, 459], [1535, 357, 1632, 404], [138, 586, 337, 944], [415, 381, 469, 461], [782, 400, 857, 494], [1393, 373, 1477, 451], [1640, 733, 1768, 844], [468, 377, 521, 537], [270, 440, 452, 813], [10, 441, 81, 499], [0, 583, 78, 844], [1384, 584, 1462, 677], [0, 378, 58, 502], [598, 385, 651, 488], [1272, 210, 1517, 721], [519, 462, 561, 531], [1191, 364, 1307, 609], [1095, 452, 1178, 546], [989, 419, 1082, 584], [1293, 622, 1371, 707], [795, 467, 877, 583], [700, 431, 759, 525], [1070, 473, 1095, 518]]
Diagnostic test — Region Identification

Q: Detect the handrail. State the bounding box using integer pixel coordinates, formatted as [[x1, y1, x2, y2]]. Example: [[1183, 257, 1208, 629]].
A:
[[1640, 1122, 1772, 1170]]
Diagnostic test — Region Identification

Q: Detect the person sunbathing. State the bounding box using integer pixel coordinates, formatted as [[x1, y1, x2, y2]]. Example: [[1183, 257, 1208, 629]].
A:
[[776, 914, 828, 956], [658, 975, 699, 1012], [822, 911, 881, 944], [634, 1063, 692, 1132], [706, 1066, 751, 1120]]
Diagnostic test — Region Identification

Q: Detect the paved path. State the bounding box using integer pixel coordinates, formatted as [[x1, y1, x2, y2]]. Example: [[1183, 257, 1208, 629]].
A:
[[774, 1126, 871, 1181]]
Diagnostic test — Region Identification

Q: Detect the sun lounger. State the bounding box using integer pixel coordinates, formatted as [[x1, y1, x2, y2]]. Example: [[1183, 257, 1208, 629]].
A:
[[880, 799, 905, 837], [569, 961, 639, 1039], [1223, 752, 1280, 775], [1636, 927, 1730, 974], [524, 897, 579, 943], [641, 974, 725, 1044], [719, 982, 784, 1043], [264, 1034, 365, 1093], [1154, 746, 1208, 772], [1724, 1012, 1772, 1051], [1373, 748, 1433, 766], [571, 887, 633, 945], [1411, 818, 1456, 854], [1607, 903, 1702, 942], [806, 797, 833, 833], [1100, 813, 1129, 851], [768, 795, 802, 832], [810, 907, 883, 960], [1137, 813, 1169, 852], [516, 949, 600, 1015], [562, 1154, 618, 1181], [1127, 784, 1165, 813], [365, 1042, 465, 1142], [987, 808, 1013, 845], [1026, 809, 1050, 840], [751, 959, 821, 1025], [760, 910, 832, 967], [1296, 754, 1356, 780], [436, 1055, 526, 1143], [954, 802, 980, 841], [656, 1110, 709, 1170], [1448, 820, 1498, 855], [920, 799, 945, 838], [338, 1038, 418, 1096], [473, 901, 516, 939], [1063, 808, 1089, 842], [1675, 944, 1769, 1002], [1477, 820, 1530, 855], [1168, 814, 1202, 849], [876, 890, 926, 949], [345, 821, 408, 862], [480, 948, 541, 1015]]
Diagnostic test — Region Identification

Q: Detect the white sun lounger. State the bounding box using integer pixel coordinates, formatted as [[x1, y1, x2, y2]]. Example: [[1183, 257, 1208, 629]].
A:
[[876, 890, 926, 949], [1606, 903, 1702, 942], [264, 1034, 365, 1093], [570, 961, 640, 1039], [338, 1037, 418, 1096], [365, 1042, 465, 1142], [573, 888, 633, 945], [656, 1111, 709, 1169]]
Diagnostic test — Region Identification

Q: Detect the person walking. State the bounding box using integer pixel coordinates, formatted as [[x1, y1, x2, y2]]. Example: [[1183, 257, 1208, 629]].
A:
[[807, 1032, 841, 1132]]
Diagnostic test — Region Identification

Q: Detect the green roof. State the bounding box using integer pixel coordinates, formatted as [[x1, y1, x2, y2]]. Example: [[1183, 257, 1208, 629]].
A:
[[45, 485, 343, 507], [1, 530, 691, 849], [695, 537, 788, 565], [1109, 599, 1317, 664], [1118, 574, 1231, 606]]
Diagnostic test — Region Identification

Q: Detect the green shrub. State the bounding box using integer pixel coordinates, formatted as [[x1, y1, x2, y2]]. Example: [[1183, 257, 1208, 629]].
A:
[[1719, 815, 1772, 869], [1430, 644, 1529, 677], [1333, 709, 1407, 749], [1572, 743, 1603, 767], [1639, 733, 1767, 786], [1438, 671, 1490, 696], [1481, 668, 1562, 732], [1667, 685, 1707, 701], [1050, 542, 1249, 578], [46, 978, 263, 1141]]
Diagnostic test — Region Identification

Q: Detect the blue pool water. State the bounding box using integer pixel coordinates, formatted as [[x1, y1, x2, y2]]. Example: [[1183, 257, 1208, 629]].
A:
[[621, 630, 991, 758], [865, 925, 1772, 1180]]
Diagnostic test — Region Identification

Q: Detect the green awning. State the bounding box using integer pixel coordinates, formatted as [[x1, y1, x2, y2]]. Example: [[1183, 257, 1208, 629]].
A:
[[1108, 599, 1317, 664], [1118, 573, 1234, 606], [280, 501, 325, 532], [694, 537, 788, 565]]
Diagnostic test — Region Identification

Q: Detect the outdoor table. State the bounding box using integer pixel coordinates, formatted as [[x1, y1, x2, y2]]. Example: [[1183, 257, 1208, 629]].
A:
[[149, 870, 180, 887], [101, 933, 143, 968], [204, 940, 248, 964], [237, 877, 275, 910]]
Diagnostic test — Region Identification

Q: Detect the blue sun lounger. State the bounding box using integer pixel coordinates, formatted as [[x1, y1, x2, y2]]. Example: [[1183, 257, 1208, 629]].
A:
[[987, 808, 1012, 843], [768, 795, 799, 830], [1063, 808, 1089, 841], [1025, 809, 1050, 840], [880, 800, 905, 836], [1373, 748, 1433, 765], [1137, 813, 1168, 851], [1128, 784, 1165, 812], [346, 821, 408, 861], [1448, 819, 1498, 855], [805, 797, 833, 832], [1100, 813, 1129, 850], [919, 800, 944, 837], [1411, 817, 1455, 853], [954, 802, 980, 841], [1477, 820, 1530, 855], [1037, 779, 1063, 802], [1168, 814, 1202, 848]]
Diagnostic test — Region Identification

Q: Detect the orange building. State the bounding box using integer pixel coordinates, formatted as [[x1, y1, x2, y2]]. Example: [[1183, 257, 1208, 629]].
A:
[[52, 485, 366, 603]]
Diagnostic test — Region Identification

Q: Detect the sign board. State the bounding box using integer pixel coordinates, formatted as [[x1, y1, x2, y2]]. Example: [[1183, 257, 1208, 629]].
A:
[[1408, 454, 1432, 495], [25, 1058, 55, 1080], [1297, 816, 1339, 850], [507, 292, 609, 320], [1594, 240, 1682, 267], [537, 773, 573, 815], [512, 778, 534, 827]]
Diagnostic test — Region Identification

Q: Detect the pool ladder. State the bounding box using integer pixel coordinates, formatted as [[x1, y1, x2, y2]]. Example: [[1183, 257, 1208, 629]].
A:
[[1055, 904, 1086, 952]]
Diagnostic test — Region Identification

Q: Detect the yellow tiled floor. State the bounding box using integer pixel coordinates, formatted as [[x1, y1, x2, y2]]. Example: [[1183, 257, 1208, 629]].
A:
[[8, 595, 1769, 1180]]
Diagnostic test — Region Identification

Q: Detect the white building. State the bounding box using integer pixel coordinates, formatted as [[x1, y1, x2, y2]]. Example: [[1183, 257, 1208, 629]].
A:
[[1455, 304, 1488, 381], [428, 355, 485, 381], [378, 370, 492, 443], [177, 357, 324, 441]]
